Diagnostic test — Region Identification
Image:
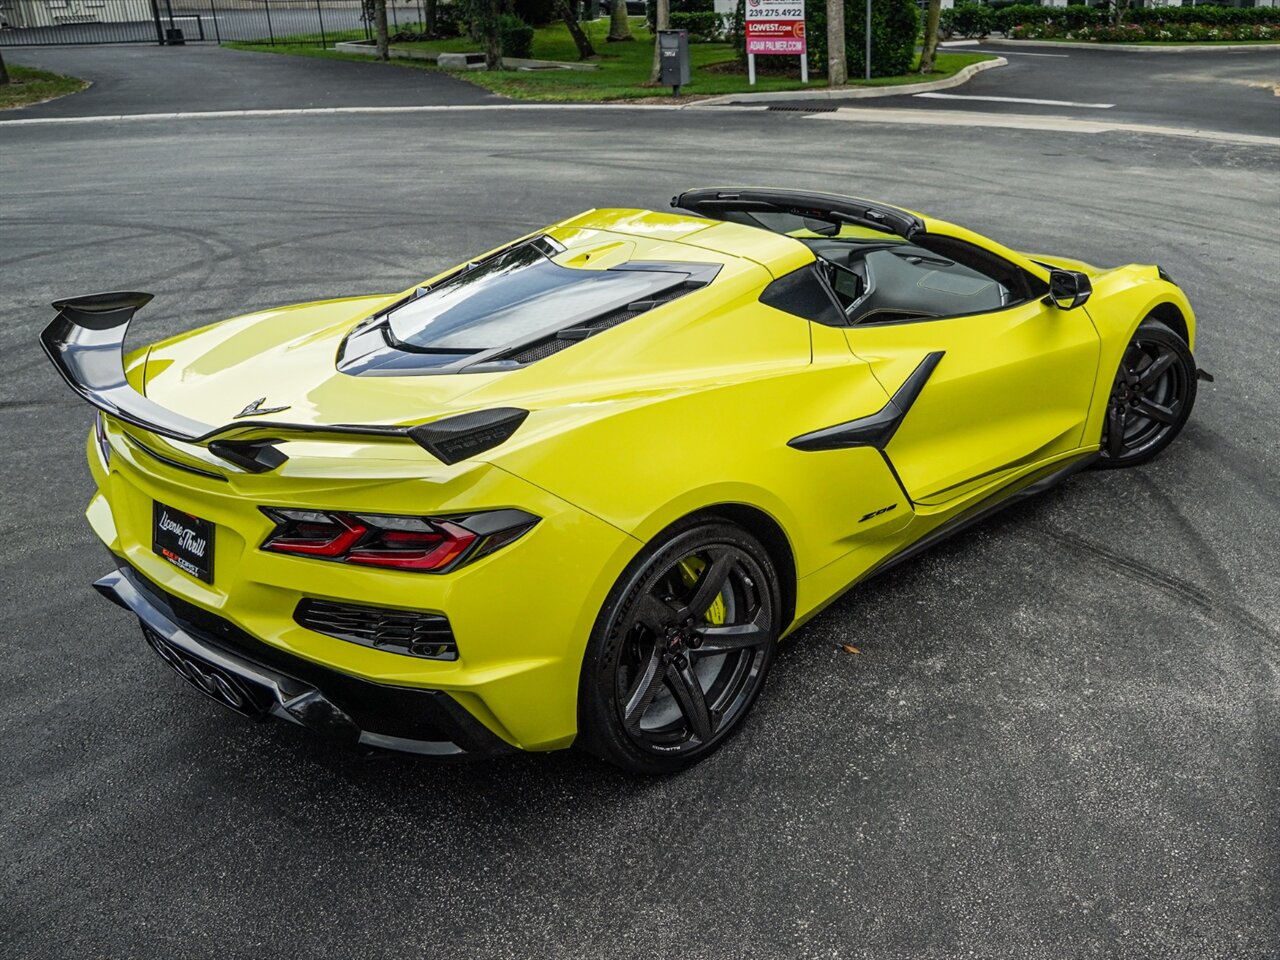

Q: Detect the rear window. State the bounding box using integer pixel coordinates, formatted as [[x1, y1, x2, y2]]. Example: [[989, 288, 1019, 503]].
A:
[[387, 239, 698, 352]]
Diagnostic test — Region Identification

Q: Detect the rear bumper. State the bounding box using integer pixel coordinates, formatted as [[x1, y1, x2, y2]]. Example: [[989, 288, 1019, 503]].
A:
[[96, 560, 513, 756]]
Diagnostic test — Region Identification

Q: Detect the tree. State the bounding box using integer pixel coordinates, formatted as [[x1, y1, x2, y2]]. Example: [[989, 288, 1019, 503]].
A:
[[0, 51, 10, 87], [608, 0, 634, 40], [424, 0, 437, 35], [826, 0, 846, 86], [558, 0, 598, 59], [919, 0, 941, 74], [372, 0, 390, 59], [482, 0, 503, 68], [648, 0, 669, 83]]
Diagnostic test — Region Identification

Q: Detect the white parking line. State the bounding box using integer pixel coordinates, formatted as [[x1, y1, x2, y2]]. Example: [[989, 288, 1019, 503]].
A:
[[0, 103, 735, 127], [915, 92, 1115, 108], [972, 50, 1070, 58], [809, 106, 1279, 147]]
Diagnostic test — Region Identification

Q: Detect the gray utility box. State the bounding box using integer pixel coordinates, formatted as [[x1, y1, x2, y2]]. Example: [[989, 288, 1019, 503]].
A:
[[657, 29, 691, 94]]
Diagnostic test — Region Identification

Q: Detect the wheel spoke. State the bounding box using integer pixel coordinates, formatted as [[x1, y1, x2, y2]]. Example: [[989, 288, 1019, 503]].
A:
[[694, 617, 769, 655], [1137, 350, 1175, 388], [1134, 397, 1176, 425], [665, 661, 714, 742], [676, 551, 733, 621], [622, 640, 666, 731], [635, 593, 678, 634], [1106, 404, 1128, 457]]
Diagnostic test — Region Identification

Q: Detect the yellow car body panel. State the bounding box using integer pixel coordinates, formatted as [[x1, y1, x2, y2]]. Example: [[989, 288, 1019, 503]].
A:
[[56, 199, 1201, 754]]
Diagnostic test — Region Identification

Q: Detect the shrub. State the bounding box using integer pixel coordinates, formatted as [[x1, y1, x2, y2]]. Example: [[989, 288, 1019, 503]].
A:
[[499, 14, 534, 56], [648, 0, 713, 31], [669, 10, 725, 40], [997, 2, 1278, 36], [1131, 6, 1278, 26], [940, 3, 995, 39], [513, 0, 557, 26], [1009, 20, 1278, 42]]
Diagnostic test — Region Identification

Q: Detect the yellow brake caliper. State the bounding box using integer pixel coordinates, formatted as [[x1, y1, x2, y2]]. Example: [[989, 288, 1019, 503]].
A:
[[678, 558, 726, 626]]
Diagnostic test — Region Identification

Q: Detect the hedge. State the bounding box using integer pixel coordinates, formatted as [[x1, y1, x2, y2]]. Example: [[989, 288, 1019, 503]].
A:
[[940, 4, 996, 39], [499, 14, 534, 57], [670, 10, 725, 41], [648, 0, 713, 32], [512, 0, 556, 26], [1130, 5, 1280, 25], [1011, 21, 1279, 41], [993, 3, 1279, 34]]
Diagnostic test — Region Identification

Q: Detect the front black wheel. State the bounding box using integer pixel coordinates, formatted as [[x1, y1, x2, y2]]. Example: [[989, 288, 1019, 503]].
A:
[[577, 519, 780, 775], [1097, 317, 1197, 468]]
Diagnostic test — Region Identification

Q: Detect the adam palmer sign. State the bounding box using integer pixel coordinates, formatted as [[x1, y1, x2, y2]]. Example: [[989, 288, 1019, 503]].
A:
[[744, 0, 808, 84]]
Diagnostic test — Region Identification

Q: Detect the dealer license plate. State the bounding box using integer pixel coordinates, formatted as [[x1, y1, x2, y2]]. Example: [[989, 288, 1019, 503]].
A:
[[152, 501, 215, 583]]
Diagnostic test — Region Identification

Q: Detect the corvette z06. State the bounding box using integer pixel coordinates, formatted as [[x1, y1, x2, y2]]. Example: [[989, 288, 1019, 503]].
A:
[[42, 188, 1208, 774]]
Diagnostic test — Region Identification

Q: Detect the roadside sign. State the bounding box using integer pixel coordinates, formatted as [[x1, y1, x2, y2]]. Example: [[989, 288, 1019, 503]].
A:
[[744, 0, 808, 84], [745, 1, 806, 56]]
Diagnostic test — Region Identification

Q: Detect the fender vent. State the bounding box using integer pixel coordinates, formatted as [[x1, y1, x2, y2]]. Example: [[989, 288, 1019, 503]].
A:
[[295, 599, 457, 660]]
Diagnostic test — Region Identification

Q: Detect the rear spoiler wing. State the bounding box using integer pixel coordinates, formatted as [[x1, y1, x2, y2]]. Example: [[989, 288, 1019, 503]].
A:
[[672, 187, 926, 241], [39, 292, 527, 471]]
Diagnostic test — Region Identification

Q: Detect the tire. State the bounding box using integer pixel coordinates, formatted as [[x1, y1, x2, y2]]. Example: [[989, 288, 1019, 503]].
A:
[[1096, 317, 1198, 469], [576, 517, 781, 775]]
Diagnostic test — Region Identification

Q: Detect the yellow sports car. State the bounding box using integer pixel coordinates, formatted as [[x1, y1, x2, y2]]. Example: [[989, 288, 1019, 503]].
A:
[[43, 188, 1208, 774]]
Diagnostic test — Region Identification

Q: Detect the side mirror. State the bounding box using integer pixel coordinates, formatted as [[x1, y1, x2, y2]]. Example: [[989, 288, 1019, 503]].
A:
[[1045, 269, 1092, 310]]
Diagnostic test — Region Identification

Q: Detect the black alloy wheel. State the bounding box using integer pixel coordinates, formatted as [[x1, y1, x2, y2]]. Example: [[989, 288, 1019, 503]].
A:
[[1097, 317, 1197, 468], [578, 520, 780, 774]]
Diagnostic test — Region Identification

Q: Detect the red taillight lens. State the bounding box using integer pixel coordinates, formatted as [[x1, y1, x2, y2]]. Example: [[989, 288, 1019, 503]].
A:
[[347, 521, 476, 571], [261, 511, 368, 557], [260, 509, 534, 573]]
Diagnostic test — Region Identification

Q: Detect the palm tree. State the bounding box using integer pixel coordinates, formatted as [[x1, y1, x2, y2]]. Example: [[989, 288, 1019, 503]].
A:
[[608, 0, 634, 41], [648, 0, 668, 81], [827, 0, 846, 86], [559, 0, 598, 59], [919, 0, 941, 74], [372, 0, 389, 59]]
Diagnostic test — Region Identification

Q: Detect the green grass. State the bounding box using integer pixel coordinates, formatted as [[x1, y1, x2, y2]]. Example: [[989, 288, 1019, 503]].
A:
[[0, 63, 88, 111], [245, 27, 370, 45], [230, 19, 995, 102]]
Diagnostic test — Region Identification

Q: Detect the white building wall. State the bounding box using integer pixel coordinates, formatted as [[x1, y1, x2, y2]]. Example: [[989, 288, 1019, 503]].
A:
[[4, 0, 152, 26]]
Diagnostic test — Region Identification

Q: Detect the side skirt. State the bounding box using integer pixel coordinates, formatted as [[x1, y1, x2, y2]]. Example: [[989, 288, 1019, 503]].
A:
[[854, 450, 1099, 588]]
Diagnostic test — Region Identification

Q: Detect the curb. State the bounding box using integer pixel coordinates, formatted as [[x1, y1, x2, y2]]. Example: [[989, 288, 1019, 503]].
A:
[[333, 40, 598, 71], [985, 38, 1280, 54], [688, 56, 1006, 107]]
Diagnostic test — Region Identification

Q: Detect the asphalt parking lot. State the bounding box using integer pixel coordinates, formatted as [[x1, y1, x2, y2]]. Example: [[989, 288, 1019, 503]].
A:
[[1, 48, 1278, 960], [3, 43, 498, 114], [750, 44, 1280, 137]]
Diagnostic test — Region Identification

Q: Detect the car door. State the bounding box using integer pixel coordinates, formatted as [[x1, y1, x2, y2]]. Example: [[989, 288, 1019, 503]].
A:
[[842, 234, 1101, 508]]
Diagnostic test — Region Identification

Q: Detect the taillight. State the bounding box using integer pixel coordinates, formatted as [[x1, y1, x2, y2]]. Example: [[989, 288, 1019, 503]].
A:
[[260, 508, 536, 573]]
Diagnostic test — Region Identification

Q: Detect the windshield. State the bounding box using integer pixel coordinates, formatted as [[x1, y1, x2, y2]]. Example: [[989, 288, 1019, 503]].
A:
[[387, 241, 695, 352]]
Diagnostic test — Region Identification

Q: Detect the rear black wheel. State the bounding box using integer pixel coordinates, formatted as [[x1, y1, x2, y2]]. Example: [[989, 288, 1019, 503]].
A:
[[577, 519, 780, 775], [1097, 318, 1197, 468]]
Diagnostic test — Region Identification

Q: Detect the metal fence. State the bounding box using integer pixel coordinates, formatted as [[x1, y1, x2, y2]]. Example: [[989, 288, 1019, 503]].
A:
[[0, 0, 435, 46]]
